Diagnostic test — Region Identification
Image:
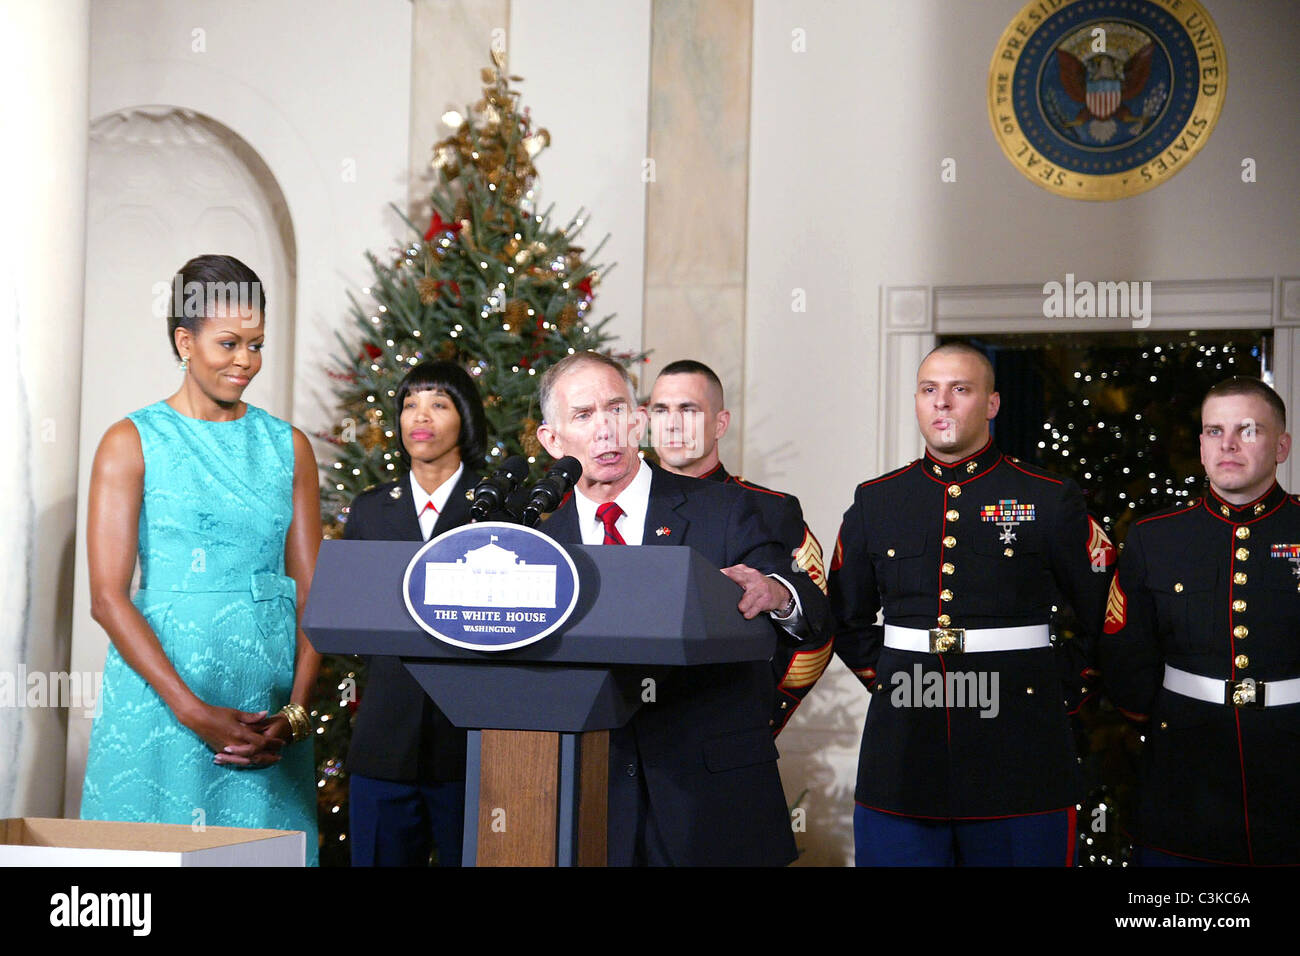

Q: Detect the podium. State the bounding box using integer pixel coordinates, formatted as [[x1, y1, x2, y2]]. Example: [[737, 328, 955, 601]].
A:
[[303, 539, 775, 866]]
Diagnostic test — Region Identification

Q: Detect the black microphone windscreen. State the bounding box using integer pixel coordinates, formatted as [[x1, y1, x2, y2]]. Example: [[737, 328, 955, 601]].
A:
[[497, 455, 529, 482], [550, 456, 582, 484]]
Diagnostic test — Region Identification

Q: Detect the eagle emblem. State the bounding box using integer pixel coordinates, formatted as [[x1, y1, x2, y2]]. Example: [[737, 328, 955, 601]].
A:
[[1050, 24, 1164, 145]]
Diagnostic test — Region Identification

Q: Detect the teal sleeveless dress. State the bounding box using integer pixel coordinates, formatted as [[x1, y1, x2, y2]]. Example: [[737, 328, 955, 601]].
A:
[[81, 401, 318, 865]]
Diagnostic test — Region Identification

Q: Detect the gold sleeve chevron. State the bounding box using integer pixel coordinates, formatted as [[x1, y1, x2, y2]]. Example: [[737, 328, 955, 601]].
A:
[[1103, 576, 1127, 634], [794, 527, 827, 595], [780, 640, 834, 690]]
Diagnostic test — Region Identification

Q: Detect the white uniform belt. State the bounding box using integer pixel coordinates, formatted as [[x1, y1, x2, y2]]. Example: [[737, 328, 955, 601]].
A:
[[883, 624, 1050, 654], [1163, 664, 1300, 709]]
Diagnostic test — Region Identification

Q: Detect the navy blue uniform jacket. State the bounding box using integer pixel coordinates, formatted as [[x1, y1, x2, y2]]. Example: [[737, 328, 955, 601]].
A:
[[1100, 483, 1300, 865]]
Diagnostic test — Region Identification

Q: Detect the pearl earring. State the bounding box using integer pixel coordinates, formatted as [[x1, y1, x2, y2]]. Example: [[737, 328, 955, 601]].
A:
[[180, 357, 189, 371]]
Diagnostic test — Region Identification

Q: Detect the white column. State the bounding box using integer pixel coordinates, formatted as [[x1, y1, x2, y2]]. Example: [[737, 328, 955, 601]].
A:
[[0, 0, 91, 817]]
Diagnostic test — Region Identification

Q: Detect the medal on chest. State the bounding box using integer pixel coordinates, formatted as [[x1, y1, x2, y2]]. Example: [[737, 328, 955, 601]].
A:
[[980, 498, 1036, 544]]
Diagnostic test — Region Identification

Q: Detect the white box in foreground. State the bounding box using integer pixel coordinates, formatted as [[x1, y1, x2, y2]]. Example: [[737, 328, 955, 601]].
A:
[[0, 817, 305, 866]]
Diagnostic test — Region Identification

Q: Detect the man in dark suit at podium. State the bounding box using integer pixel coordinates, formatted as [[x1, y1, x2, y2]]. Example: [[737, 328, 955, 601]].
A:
[[534, 351, 828, 866]]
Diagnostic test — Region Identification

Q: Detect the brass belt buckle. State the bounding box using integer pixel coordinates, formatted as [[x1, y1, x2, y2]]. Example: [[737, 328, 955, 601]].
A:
[[1228, 677, 1263, 709], [929, 627, 965, 654]]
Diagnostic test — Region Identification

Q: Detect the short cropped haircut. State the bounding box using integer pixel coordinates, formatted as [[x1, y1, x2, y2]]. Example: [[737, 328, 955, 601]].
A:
[[394, 360, 488, 463], [1202, 376, 1287, 429], [657, 359, 726, 408], [923, 341, 996, 391], [538, 351, 636, 424]]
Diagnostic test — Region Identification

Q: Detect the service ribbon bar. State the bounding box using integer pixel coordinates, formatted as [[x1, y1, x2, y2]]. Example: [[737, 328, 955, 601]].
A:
[[980, 499, 1036, 523]]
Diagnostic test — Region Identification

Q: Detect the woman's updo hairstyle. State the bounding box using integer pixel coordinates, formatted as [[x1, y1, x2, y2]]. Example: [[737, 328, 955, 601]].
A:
[[166, 254, 267, 360]]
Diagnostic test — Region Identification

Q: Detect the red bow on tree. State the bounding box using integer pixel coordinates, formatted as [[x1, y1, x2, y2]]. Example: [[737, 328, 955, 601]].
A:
[[576, 275, 594, 299], [423, 211, 463, 242]]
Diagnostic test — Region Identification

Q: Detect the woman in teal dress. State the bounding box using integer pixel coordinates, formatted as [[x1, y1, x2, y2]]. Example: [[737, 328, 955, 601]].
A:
[[81, 254, 321, 865]]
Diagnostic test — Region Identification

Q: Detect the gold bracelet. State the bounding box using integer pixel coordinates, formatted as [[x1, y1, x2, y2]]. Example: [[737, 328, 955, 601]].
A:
[[278, 703, 311, 743], [289, 703, 310, 741]]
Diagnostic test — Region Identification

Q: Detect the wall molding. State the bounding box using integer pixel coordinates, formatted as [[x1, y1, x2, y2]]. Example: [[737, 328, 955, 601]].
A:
[[880, 277, 1297, 490]]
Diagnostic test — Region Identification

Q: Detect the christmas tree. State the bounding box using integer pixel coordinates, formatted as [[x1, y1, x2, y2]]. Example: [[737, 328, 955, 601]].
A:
[[310, 51, 642, 865]]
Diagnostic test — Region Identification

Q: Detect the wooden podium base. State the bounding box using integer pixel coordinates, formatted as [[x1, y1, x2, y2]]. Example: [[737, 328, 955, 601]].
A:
[[469, 729, 609, 866]]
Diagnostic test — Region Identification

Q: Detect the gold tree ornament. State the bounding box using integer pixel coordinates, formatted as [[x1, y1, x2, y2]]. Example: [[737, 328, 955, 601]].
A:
[[416, 276, 440, 304], [520, 418, 542, 458], [557, 303, 579, 333], [503, 299, 529, 334], [522, 129, 549, 158]]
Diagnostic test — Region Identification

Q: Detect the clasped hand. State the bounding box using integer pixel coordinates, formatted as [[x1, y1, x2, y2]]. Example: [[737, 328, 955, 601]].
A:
[[720, 564, 792, 619], [183, 702, 291, 770]]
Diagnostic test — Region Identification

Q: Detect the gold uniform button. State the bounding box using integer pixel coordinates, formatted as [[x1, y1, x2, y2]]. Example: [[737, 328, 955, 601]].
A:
[[1004, 548, 1015, 557], [1160, 721, 1168, 730], [1026, 686, 1035, 695], [1174, 582, 1184, 593], [1235, 526, 1250, 540], [1235, 654, 1249, 670], [1234, 572, 1248, 585], [780, 701, 788, 710], [1236, 548, 1250, 561], [1232, 599, 1247, 612], [943, 535, 957, 548], [937, 614, 951, 627], [940, 589, 953, 601], [942, 562, 955, 575], [886, 548, 896, 558], [948, 484, 962, 497], [1233, 625, 1249, 639], [946, 509, 960, 521]]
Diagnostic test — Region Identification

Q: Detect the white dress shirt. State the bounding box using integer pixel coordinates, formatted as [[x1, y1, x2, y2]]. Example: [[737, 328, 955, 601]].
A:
[[573, 457, 653, 546], [410, 463, 465, 541], [572, 458, 805, 635]]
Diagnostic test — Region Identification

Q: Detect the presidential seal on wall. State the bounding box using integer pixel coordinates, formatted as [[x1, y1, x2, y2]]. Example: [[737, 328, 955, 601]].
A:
[[988, 0, 1226, 200]]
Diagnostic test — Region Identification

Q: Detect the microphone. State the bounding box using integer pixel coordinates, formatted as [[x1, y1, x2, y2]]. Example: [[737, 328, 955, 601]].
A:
[[521, 456, 582, 527], [470, 454, 529, 521]]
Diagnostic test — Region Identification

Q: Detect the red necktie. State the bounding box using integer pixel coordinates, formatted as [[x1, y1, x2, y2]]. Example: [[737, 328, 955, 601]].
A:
[[421, 500, 438, 515], [596, 501, 626, 545]]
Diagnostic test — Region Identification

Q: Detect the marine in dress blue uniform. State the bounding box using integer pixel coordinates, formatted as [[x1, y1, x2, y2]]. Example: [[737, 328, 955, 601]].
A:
[[648, 360, 832, 735], [701, 465, 832, 734], [829, 343, 1113, 866], [1100, 377, 1300, 866]]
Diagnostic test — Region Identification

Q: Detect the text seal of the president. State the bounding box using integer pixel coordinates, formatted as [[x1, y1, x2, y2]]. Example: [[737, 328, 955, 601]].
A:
[[988, 0, 1226, 200]]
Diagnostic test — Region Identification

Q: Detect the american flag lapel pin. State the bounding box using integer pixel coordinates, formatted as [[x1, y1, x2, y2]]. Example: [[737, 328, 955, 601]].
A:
[[656, 526, 670, 536]]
